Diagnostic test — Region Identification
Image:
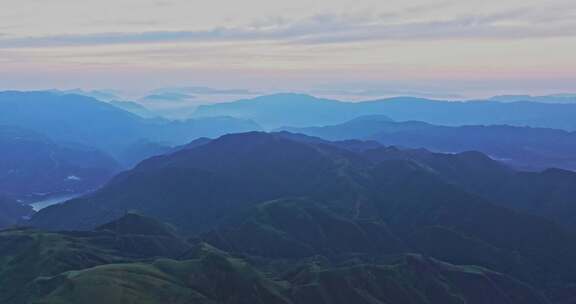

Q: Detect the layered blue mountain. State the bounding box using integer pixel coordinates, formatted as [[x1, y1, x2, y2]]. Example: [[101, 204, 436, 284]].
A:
[[0, 125, 120, 201], [27, 132, 576, 302], [47, 89, 121, 101], [0, 91, 261, 163], [283, 115, 576, 171], [194, 93, 359, 128], [194, 93, 576, 130], [489, 94, 576, 104], [108, 100, 159, 118]]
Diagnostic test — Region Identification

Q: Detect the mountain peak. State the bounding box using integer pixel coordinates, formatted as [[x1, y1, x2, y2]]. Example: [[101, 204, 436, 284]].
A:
[[96, 212, 178, 237]]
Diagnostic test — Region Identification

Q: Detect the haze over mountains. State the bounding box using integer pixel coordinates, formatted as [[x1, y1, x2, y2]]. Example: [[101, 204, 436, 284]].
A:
[[0, 125, 120, 202], [283, 115, 576, 171], [2, 90, 576, 303], [0, 90, 260, 207], [488, 94, 576, 104], [2, 90, 576, 210], [194, 93, 576, 130], [0, 91, 260, 159]]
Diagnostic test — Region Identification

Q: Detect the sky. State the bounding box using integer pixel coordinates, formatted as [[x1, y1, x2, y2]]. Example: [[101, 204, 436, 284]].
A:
[[0, 0, 575, 100]]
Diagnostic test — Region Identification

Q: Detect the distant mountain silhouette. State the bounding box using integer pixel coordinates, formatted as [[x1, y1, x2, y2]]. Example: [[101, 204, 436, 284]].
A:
[[194, 93, 359, 128], [489, 94, 576, 104], [48, 88, 121, 101], [109, 100, 159, 118], [283, 115, 576, 171], [0, 91, 261, 159], [194, 93, 576, 130]]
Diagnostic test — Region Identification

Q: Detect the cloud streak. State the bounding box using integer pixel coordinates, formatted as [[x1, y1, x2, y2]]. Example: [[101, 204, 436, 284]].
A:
[[152, 87, 259, 95], [0, 8, 575, 48]]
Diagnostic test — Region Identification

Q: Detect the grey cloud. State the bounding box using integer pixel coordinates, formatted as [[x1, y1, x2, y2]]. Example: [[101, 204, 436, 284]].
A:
[[0, 8, 575, 48]]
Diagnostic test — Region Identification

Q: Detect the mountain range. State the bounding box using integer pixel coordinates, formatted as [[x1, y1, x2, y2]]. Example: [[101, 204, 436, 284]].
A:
[[3, 90, 576, 303], [194, 93, 576, 130], [488, 94, 576, 104], [24, 131, 576, 303], [282, 115, 576, 171], [0, 91, 261, 161]]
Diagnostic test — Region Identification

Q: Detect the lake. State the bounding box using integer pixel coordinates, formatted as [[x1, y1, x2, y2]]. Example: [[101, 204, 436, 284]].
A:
[[30, 193, 83, 211]]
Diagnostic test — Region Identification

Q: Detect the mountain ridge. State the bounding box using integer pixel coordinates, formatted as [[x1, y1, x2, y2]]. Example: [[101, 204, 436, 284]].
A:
[[194, 93, 576, 130], [283, 115, 576, 171]]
